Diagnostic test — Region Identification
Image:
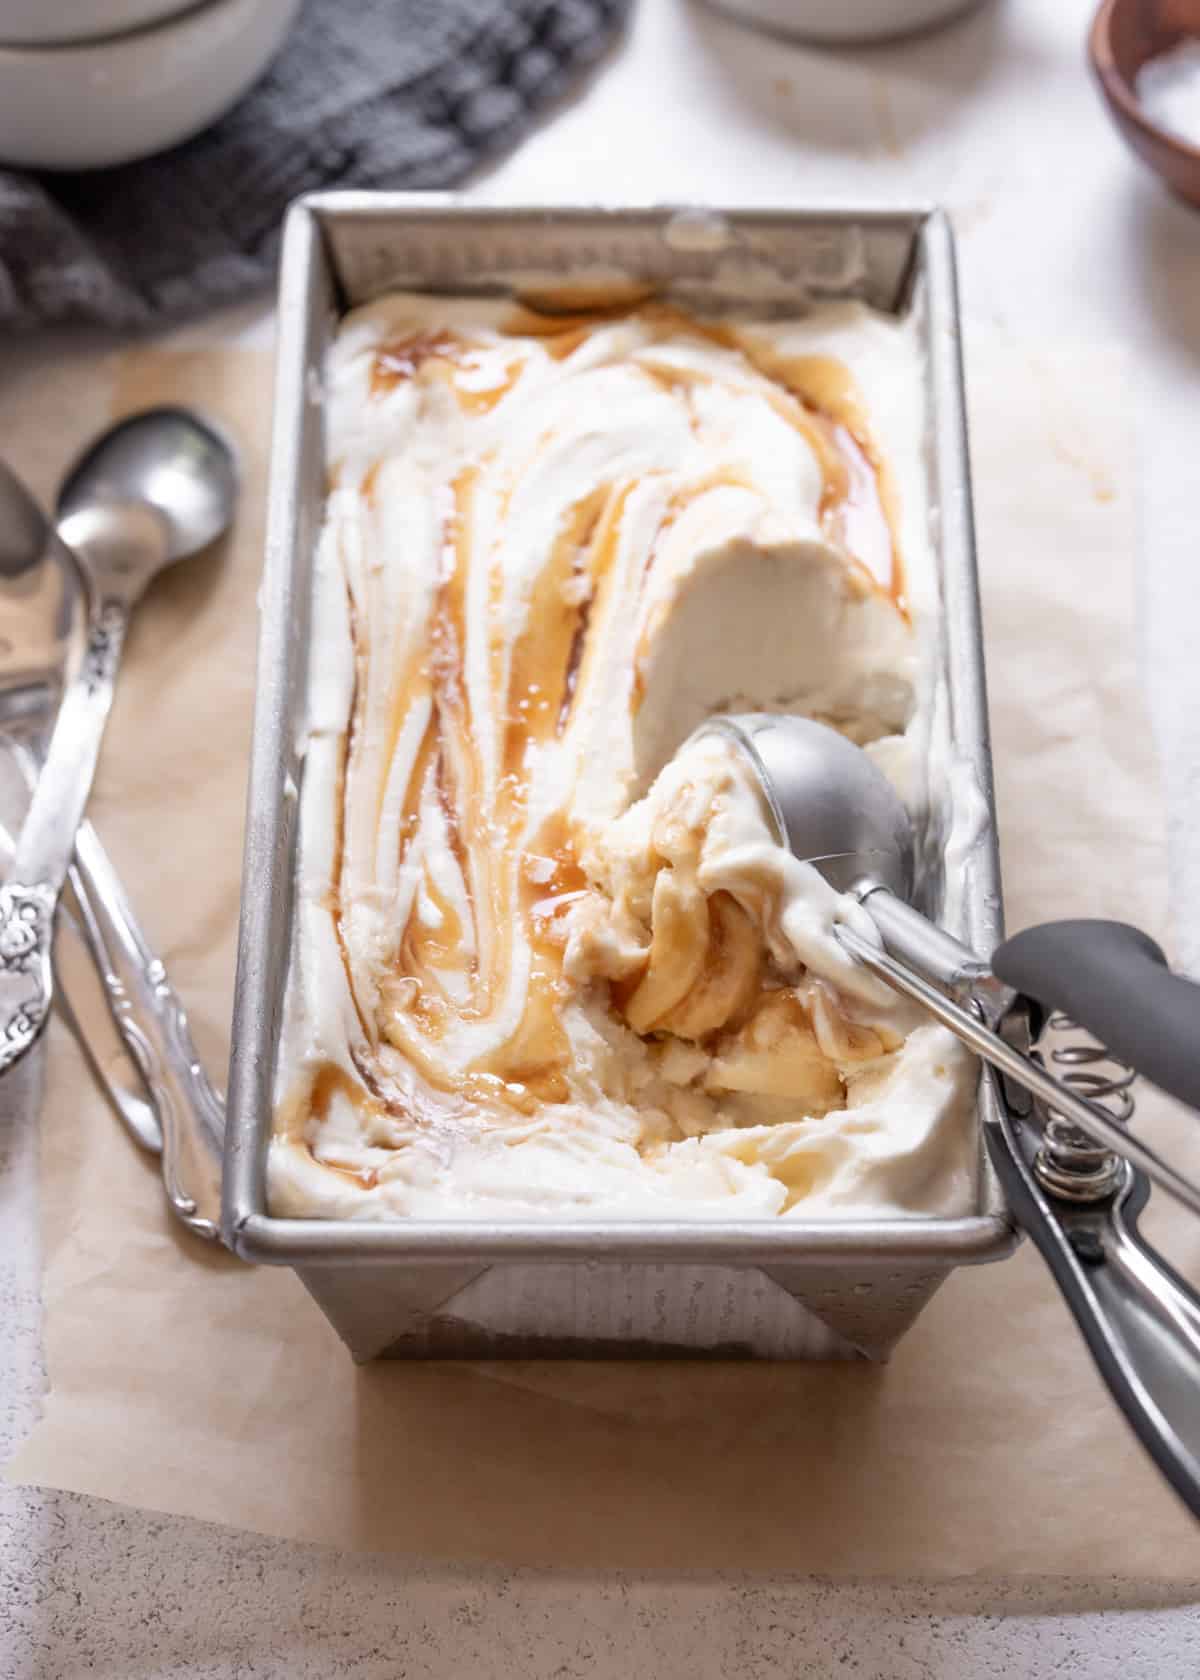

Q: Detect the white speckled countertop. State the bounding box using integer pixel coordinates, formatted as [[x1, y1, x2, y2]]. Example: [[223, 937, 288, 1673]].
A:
[[4, 0, 1200, 1671]]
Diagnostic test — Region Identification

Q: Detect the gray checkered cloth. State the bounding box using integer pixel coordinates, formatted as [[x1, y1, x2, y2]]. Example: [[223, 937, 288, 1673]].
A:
[[0, 0, 631, 329]]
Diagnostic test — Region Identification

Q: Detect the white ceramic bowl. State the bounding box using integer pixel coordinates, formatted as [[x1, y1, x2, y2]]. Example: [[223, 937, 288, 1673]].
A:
[[0, 0, 197, 48], [0, 0, 301, 171], [709, 0, 985, 43]]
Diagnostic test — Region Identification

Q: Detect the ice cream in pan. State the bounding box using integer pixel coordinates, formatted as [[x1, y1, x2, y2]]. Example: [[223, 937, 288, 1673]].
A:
[[270, 291, 979, 1220]]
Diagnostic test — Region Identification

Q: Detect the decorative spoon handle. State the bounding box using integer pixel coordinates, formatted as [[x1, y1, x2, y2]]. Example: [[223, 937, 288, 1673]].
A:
[[0, 766, 162, 1155], [57, 861, 164, 1156], [3, 733, 223, 1235], [73, 821, 225, 1240], [0, 596, 129, 1075]]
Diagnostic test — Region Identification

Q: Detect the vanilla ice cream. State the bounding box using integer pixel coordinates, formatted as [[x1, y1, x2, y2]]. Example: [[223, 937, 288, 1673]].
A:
[[268, 290, 978, 1221]]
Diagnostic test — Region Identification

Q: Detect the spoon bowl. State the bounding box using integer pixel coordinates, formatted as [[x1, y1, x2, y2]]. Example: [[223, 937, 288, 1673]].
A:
[[0, 461, 81, 722], [57, 406, 238, 565], [0, 459, 50, 578]]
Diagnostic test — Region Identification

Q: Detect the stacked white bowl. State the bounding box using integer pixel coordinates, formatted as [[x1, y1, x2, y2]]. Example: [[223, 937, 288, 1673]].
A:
[[0, 0, 302, 170], [710, 0, 986, 42]]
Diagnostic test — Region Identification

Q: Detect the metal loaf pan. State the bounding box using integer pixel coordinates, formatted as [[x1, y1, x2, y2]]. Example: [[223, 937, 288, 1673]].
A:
[[224, 194, 1016, 1362]]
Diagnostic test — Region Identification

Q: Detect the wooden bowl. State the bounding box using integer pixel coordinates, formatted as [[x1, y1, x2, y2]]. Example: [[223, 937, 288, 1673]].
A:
[[1090, 0, 1200, 207]]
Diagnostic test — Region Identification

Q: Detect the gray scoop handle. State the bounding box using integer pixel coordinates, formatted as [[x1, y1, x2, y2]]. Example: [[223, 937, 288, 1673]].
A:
[[993, 921, 1200, 1111]]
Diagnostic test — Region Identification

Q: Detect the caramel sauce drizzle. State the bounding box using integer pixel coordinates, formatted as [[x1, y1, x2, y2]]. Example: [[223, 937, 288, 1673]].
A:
[[329, 575, 373, 1054], [743, 346, 906, 614], [370, 330, 463, 395], [500, 301, 907, 611], [314, 302, 911, 1130]]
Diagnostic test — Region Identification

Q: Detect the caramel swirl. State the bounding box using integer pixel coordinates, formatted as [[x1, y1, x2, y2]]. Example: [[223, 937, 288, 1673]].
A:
[[269, 291, 975, 1224]]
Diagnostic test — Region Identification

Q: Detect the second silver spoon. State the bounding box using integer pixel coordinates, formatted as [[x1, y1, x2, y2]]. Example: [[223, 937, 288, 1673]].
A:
[[0, 410, 237, 1077]]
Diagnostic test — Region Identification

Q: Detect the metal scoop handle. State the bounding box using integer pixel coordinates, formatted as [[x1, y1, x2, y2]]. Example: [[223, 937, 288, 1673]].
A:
[[845, 896, 1200, 1521], [838, 903, 1200, 1220], [984, 1064, 1200, 1523]]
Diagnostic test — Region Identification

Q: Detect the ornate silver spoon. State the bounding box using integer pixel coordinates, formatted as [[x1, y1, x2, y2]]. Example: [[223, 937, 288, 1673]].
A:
[[0, 411, 236, 1082]]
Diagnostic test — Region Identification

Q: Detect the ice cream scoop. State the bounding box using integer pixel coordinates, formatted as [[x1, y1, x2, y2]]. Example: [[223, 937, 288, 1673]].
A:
[[706, 709, 1200, 1522], [700, 712, 1200, 1209]]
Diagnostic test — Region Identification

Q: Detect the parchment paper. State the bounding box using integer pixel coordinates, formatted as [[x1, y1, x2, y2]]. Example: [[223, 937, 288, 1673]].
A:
[[6, 337, 1200, 1576]]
